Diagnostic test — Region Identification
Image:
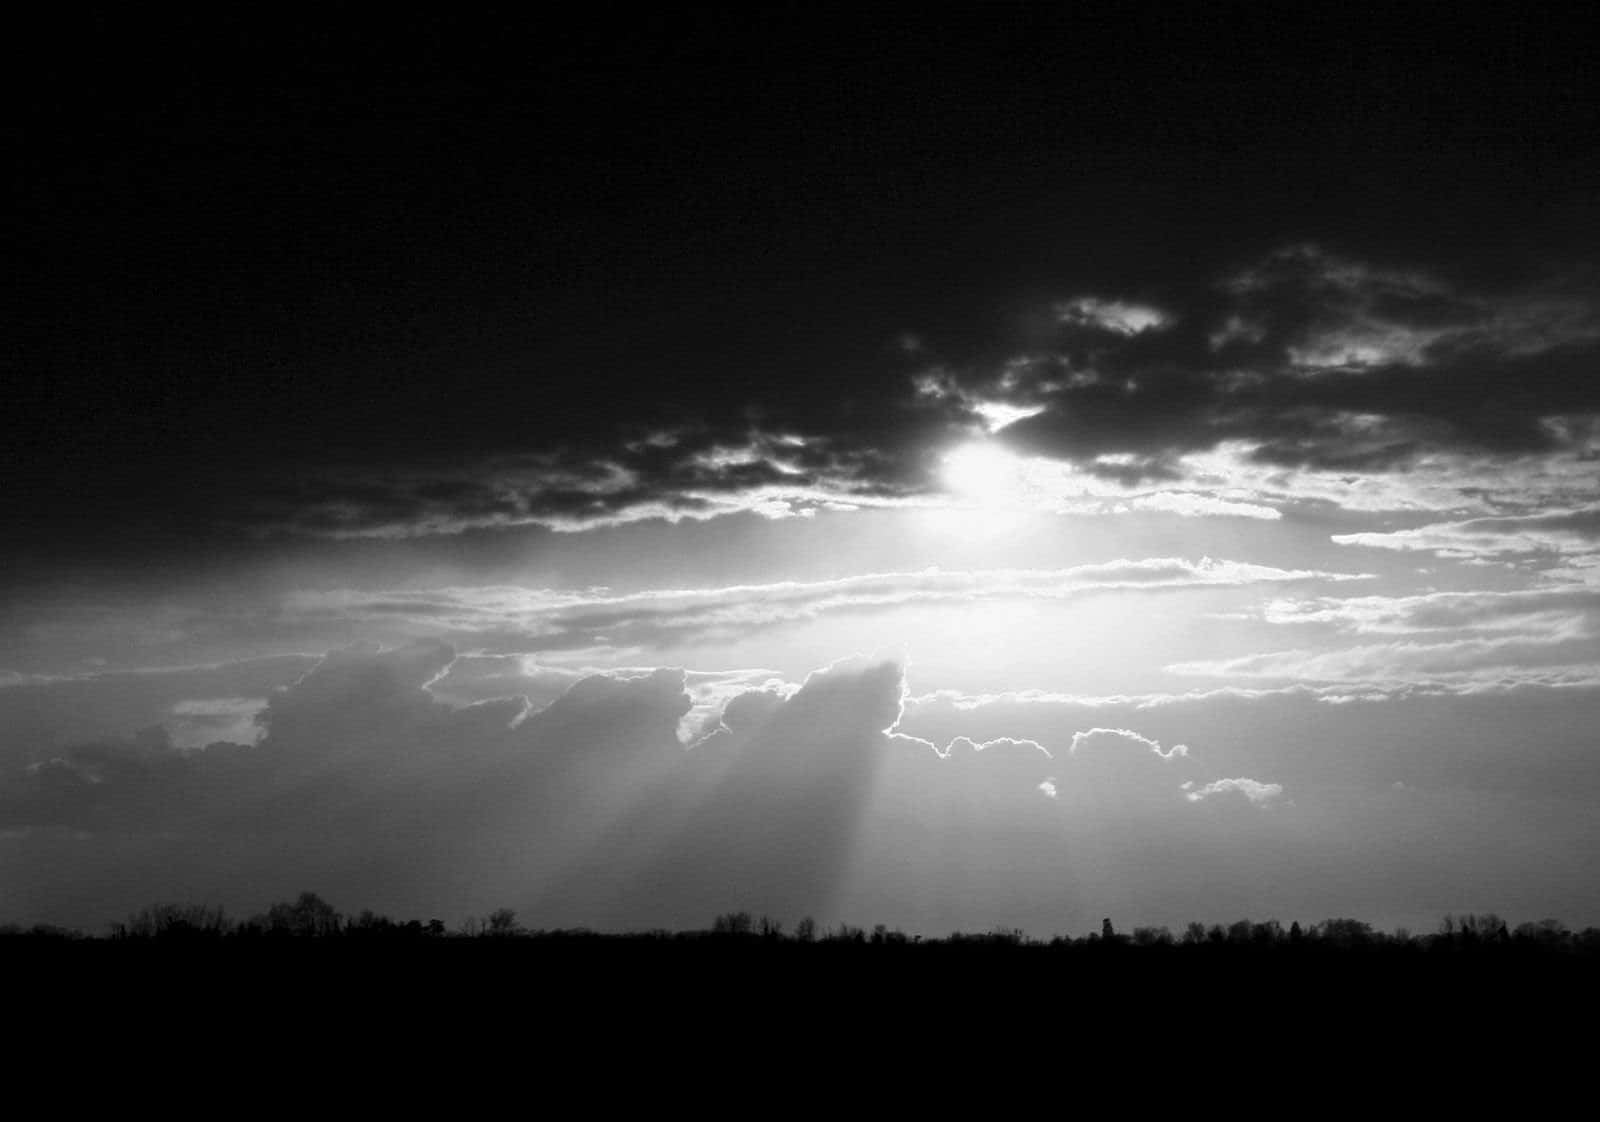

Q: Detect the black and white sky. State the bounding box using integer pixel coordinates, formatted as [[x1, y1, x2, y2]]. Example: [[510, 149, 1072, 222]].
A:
[[6, 7, 1599, 933]]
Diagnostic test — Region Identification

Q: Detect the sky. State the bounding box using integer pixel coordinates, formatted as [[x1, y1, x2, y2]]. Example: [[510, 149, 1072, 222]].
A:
[[5, 7, 1599, 934]]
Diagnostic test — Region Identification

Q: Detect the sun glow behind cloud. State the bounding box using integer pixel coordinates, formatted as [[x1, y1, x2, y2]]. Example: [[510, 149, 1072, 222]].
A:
[[936, 442, 1281, 523], [941, 443, 1027, 503], [971, 400, 1048, 433]]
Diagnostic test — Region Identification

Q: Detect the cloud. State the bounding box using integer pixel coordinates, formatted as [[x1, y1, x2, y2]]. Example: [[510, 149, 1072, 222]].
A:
[[282, 557, 1367, 653], [1118, 491, 1281, 520], [1183, 778, 1284, 805], [1058, 297, 1173, 336], [1244, 583, 1600, 698], [152, 252, 1598, 544], [942, 735, 1051, 760], [929, 441, 1290, 518], [167, 697, 269, 748], [0, 654, 317, 770], [247, 435, 943, 539], [1171, 439, 1600, 517], [15, 245, 1599, 549], [1332, 507, 1600, 559], [1168, 630, 1598, 683], [1222, 244, 1600, 373], [8, 639, 1600, 935], [424, 653, 787, 747], [0, 642, 1249, 932], [971, 400, 1049, 433], [1262, 587, 1600, 636], [1069, 727, 1189, 760], [960, 247, 1600, 522], [898, 669, 1600, 811], [907, 666, 1600, 715]]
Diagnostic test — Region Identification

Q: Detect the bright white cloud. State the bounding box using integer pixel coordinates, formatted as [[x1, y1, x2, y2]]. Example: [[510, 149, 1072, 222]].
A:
[[284, 557, 1368, 653], [910, 670, 1600, 716], [933, 442, 1290, 520], [971, 400, 1048, 433], [1332, 508, 1600, 558], [1104, 426, 1596, 521], [942, 735, 1052, 760], [1183, 777, 1284, 804], [1263, 587, 1600, 636], [1069, 727, 1189, 760], [1118, 491, 1281, 520], [1168, 631, 1597, 684]]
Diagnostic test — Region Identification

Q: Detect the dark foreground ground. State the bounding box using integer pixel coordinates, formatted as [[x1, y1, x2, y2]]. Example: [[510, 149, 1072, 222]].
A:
[[7, 937, 1595, 1110], [11, 937, 1596, 1035]]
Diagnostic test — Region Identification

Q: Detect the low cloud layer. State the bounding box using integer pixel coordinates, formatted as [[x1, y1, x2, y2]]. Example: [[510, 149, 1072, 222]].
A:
[[1, 642, 1296, 933], [6, 638, 1598, 933], [1180, 582, 1600, 690]]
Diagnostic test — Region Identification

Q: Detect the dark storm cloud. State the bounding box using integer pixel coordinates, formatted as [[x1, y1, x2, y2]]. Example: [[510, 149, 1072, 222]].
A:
[[994, 247, 1600, 469], [11, 9, 1598, 557], [242, 432, 938, 538], [232, 245, 1600, 536], [143, 245, 1598, 539]]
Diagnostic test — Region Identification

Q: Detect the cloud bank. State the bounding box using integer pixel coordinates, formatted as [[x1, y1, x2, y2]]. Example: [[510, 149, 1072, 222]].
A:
[[216, 245, 1600, 540], [1, 642, 1285, 934], [6, 638, 1598, 933], [280, 557, 1370, 654]]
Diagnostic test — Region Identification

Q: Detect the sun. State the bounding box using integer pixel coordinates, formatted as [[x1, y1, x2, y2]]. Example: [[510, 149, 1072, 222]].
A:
[[941, 443, 1025, 503]]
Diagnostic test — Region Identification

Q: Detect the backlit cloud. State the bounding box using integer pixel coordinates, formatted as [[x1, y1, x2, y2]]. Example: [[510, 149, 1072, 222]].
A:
[[1183, 777, 1284, 805], [1069, 727, 1189, 760], [1332, 508, 1600, 559], [0, 643, 1256, 932], [1058, 297, 1173, 336], [282, 557, 1367, 653]]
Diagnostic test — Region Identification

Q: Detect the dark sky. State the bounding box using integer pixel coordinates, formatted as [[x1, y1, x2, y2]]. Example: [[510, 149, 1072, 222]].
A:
[[12, 6, 1597, 566]]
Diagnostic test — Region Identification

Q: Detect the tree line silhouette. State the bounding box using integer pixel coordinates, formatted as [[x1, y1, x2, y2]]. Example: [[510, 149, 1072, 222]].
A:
[[2, 893, 1596, 955]]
